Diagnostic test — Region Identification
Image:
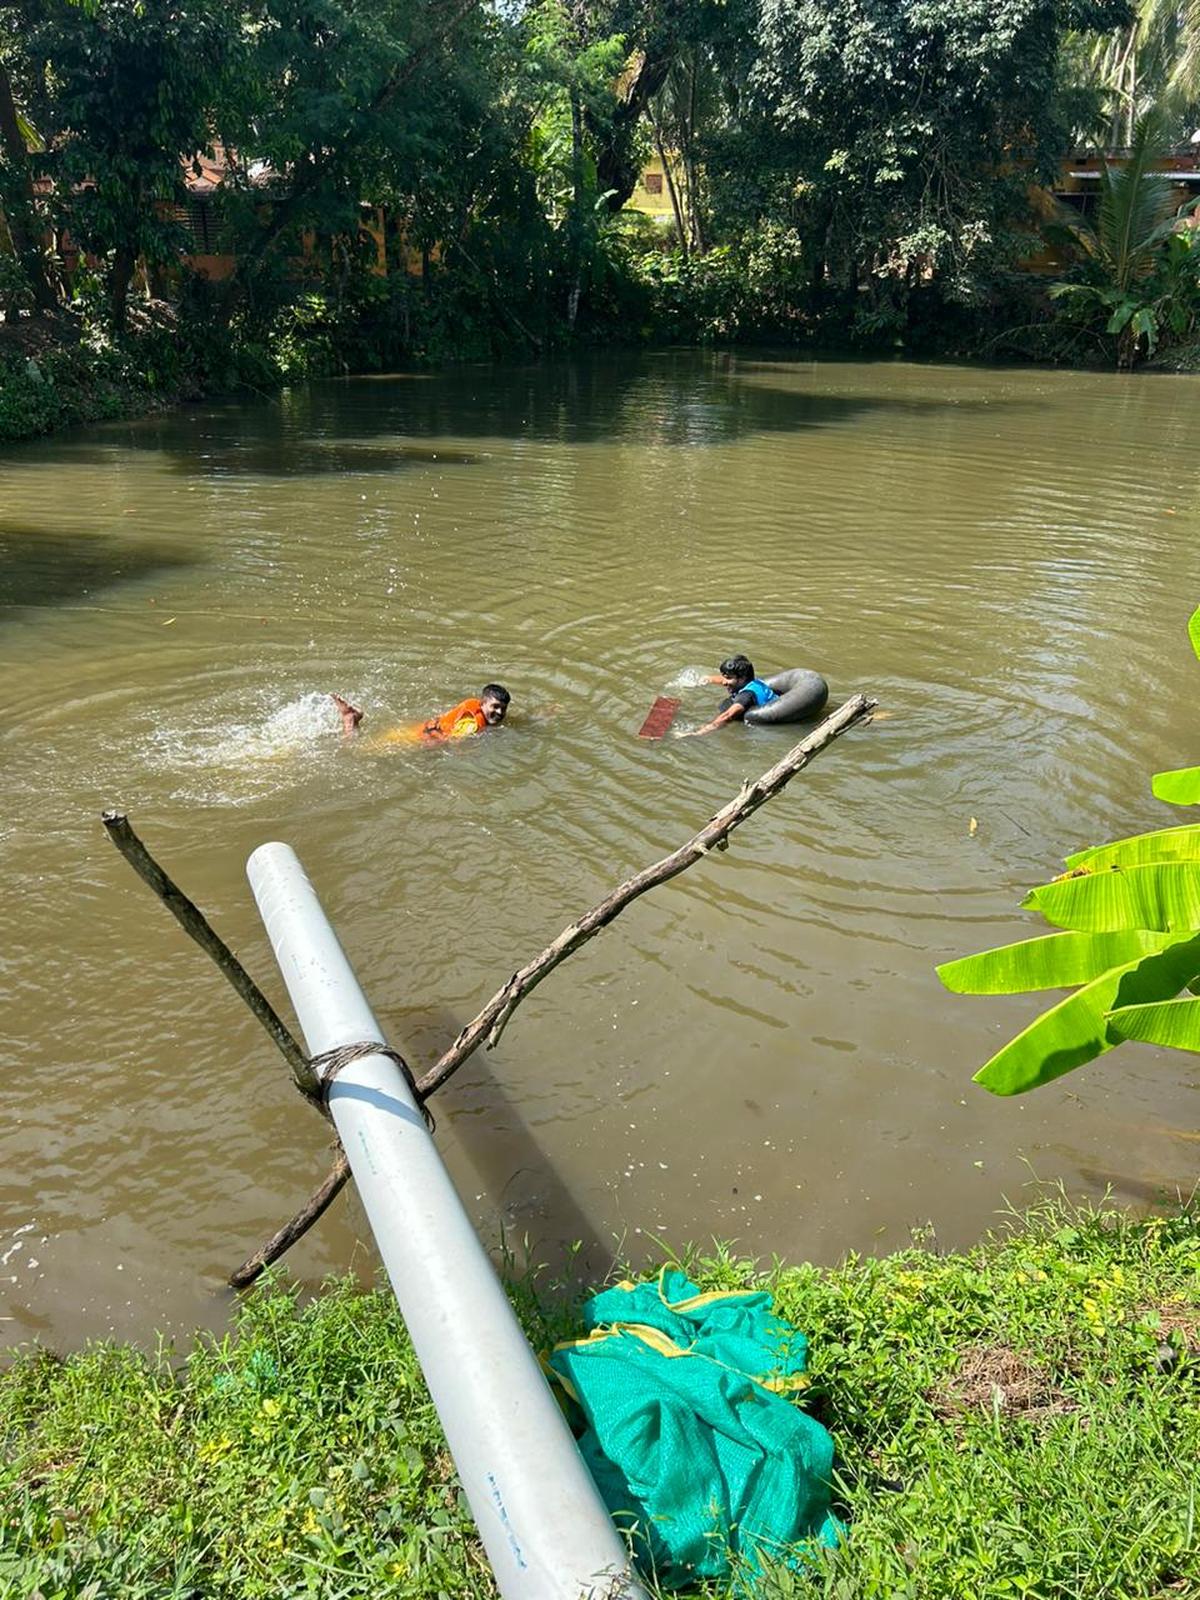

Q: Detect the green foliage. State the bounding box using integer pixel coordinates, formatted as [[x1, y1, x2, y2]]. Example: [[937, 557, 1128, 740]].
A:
[[1, 0, 1194, 383], [1025, 863, 1200, 932], [1108, 994, 1200, 1051], [1152, 764, 1200, 803], [706, 0, 1133, 335], [938, 929, 1192, 994], [0, 336, 149, 442], [1071, 0, 1200, 148], [2, 1201, 1197, 1598], [940, 603, 1200, 1095], [631, 224, 813, 341], [26, 0, 237, 324], [0, 1277, 488, 1598], [1047, 109, 1200, 365], [0, 249, 32, 313], [1065, 822, 1200, 870], [971, 936, 1200, 1094]]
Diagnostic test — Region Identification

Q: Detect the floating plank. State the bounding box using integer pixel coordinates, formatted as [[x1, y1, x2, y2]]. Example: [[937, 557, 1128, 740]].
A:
[[637, 695, 681, 739]]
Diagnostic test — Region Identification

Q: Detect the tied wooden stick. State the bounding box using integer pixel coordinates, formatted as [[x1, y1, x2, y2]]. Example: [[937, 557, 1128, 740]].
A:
[[101, 810, 321, 1103], [228, 1143, 351, 1289], [230, 691, 876, 1285]]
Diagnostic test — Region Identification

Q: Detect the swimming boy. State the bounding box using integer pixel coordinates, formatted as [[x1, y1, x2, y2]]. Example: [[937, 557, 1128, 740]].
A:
[[332, 684, 511, 746], [677, 654, 777, 738]]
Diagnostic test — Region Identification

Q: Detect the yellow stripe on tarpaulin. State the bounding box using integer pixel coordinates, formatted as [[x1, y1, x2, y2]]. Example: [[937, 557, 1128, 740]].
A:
[[548, 1321, 810, 1393]]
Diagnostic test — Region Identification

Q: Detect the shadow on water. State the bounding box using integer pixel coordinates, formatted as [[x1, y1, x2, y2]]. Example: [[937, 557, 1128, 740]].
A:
[[0, 523, 197, 618], [25, 436, 485, 478], [427, 1013, 616, 1286], [4, 353, 1049, 481], [1076, 1165, 1195, 1207]]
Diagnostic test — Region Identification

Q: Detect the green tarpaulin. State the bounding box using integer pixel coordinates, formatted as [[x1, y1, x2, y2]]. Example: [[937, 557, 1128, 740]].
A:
[[547, 1268, 843, 1589]]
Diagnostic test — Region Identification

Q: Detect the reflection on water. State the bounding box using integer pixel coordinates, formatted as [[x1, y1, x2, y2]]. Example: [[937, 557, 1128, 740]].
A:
[[2, 352, 1200, 1350]]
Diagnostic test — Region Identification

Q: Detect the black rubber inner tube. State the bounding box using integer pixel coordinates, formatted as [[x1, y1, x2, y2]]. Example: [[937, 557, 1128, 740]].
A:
[[743, 668, 830, 726]]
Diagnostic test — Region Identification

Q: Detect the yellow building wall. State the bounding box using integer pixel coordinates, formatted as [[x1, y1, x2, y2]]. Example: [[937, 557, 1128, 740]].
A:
[[626, 151, 685, 225]]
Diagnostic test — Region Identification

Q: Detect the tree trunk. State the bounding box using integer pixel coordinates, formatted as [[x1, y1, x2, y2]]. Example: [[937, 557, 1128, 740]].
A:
[[1125, 49, 1137, 148], [654, 122, 687, 254], [0, 62, 58, 313], [683, 56, 707, 254], [567, 84, 585, 332], [593, 48, 673, 212], [1111, 23, 1138, 149], [108, 241, 137, 331]]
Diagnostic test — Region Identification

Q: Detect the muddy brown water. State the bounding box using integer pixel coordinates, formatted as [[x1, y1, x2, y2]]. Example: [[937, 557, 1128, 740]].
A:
[[3, 352, 1199, 1352]]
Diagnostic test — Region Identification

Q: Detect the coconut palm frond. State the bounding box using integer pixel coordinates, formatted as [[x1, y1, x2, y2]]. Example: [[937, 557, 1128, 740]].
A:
[[1166, 0, 1200, 99], [14, 108, 44, 153], [1030, 184, 1103, 262], [1097, 107, 1176, 286]]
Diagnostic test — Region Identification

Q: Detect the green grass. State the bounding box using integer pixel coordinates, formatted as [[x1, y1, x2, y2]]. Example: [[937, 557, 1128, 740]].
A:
[[1, 1196, 1197, 1599]]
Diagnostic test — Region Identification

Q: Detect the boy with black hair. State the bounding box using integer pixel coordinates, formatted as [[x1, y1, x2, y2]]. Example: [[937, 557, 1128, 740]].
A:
[[332, 684, 511, 746], [678, 654, 778, 738]]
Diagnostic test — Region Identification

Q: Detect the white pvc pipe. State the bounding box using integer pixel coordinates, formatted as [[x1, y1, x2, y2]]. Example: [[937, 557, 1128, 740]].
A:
[[247, 843, 646, 1600]]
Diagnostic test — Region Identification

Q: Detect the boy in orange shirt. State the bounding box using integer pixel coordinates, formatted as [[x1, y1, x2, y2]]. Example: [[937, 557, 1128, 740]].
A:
[[332, 685, 510, 747]]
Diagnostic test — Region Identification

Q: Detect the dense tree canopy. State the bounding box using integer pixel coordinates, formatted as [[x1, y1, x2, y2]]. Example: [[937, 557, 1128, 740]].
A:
[[0, 0, 1196, 369], [723, 0, 1131, 322]]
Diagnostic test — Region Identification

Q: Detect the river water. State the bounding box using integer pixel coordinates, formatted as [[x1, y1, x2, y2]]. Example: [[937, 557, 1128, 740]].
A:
[[3, 353, 1199, 1352]]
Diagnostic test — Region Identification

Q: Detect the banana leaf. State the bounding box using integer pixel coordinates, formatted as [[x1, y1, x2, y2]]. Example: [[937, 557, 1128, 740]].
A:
[[1023, 863, 1200, 933], [974, 935, 1200, 1095], [1151, 767, 1200, 805], [1106, 995, 1200, 1053], [1065, 825, 1200, 872], [937, 929, 1189, 994]]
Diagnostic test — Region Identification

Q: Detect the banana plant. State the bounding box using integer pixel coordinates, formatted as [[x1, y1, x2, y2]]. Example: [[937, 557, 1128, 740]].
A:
[[1151, 606, 1200, 804], [939, 604, 1200, 1092]]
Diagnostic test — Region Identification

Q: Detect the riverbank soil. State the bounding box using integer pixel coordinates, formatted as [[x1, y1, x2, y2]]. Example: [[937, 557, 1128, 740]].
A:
[[0, 307, 205, 443], [2, 1199, 1196, 1598]]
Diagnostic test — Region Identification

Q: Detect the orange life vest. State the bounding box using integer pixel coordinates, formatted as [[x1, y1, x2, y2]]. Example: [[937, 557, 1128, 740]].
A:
[[419, 697, 487, 742], [362, 697, 488, 750]]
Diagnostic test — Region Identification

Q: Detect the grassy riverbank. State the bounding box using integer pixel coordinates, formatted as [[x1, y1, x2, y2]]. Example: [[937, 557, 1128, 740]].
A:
[[2, 1196, 1197, 1599]]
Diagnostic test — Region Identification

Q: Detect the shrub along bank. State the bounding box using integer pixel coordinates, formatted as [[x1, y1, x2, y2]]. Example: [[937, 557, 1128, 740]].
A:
[[0, 307, 261, 445], [1, 1196, 1197, 1599]]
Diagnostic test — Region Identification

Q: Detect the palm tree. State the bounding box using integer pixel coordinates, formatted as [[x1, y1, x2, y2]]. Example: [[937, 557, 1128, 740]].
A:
[[1048, 106, 1191, 365], [1084, 0, 1200, 145]]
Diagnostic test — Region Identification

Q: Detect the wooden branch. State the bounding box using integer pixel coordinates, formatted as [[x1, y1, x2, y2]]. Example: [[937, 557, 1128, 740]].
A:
[[416, 691, 876, 1099], [229, 1145, 351, 1288], [101, 810, 320, 1103], [228, 692, 875, 1286]]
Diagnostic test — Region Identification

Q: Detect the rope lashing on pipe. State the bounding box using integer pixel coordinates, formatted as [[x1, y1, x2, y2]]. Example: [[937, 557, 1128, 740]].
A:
[[308, 1041, 437, 1133]]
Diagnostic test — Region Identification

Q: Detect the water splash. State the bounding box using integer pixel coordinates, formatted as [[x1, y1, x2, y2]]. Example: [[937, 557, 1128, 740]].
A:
[[666, 665, 713, 689], [188, 692, 340, 767], [143, 691, 349, 804]]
